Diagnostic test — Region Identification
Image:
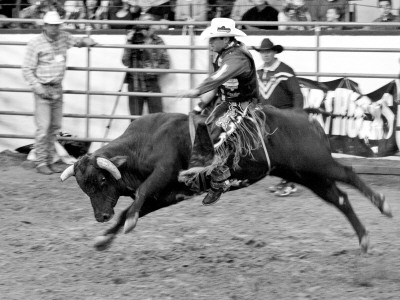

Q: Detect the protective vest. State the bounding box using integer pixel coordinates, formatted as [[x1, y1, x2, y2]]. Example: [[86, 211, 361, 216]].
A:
[[213, 42, 259, 103]]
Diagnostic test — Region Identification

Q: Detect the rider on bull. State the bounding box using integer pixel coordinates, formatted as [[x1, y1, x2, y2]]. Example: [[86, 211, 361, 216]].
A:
[[179, 18, 264, 206]]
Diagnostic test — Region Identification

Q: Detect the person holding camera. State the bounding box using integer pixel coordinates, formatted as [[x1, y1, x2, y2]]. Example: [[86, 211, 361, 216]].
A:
[[108, 0, 142, 29], [121, 13, 171, 116]]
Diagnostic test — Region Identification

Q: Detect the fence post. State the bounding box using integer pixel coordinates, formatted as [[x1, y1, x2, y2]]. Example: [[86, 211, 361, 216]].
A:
[[85, 23, 92, 138], [189, 24, 196, 110], [315, 25, 321, 81]]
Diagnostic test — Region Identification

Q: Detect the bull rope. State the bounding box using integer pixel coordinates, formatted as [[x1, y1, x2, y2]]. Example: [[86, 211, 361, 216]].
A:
[[248, 108, 272, 172]]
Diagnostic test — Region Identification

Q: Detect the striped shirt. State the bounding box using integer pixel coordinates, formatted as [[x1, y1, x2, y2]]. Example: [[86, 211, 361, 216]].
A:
[[22, 31, 78, 87], [257, 59, 304, 109]]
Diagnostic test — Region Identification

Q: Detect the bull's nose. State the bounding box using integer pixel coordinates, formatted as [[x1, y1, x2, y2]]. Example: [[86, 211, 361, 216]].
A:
[[102, 213, 111, 222], [95, 212, 113, 222]]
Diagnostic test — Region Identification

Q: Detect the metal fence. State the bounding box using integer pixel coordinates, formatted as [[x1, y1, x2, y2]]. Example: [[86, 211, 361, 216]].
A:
[[0, 19, 400, 144]]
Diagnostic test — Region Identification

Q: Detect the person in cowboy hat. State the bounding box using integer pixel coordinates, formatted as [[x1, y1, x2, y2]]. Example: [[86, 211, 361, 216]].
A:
[[254, 38, 304, 196], [178, 18, 264, 206], [22, 11, 97, 175]]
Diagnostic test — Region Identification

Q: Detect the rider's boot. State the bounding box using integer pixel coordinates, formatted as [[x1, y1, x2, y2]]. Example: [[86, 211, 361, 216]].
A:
[[202, 187, 224, 206], [202, 166, 231, 206]]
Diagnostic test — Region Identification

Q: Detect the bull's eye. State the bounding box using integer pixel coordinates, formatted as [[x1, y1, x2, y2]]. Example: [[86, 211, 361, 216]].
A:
[[100, 177, 106, 184]]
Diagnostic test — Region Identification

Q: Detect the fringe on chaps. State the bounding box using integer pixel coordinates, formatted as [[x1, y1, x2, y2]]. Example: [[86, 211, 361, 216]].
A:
[[178, 103, 267, 187]]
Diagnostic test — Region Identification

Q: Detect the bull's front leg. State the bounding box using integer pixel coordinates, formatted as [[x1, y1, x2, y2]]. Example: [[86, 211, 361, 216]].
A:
[[93, 207, 130, 250], [124, 167, 172, 234], [93, 186, 137, 250]]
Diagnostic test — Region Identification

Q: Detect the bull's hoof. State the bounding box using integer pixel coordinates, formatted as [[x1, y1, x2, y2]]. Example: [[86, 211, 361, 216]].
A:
[[380, 197, 393, 218], [360, 234, 369, 254], [378, 194, 393, 218], [93, 234, 114, 251], [123, 212, 139, 234]]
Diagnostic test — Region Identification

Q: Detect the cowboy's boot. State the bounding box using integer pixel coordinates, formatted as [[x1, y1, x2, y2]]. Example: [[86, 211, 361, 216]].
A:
[[202, 165, 231, 206]]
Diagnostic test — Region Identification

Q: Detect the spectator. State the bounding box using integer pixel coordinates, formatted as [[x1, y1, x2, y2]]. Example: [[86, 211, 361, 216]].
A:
[[370, 0, 400, 29], [19, 0, 66, 29], [208, 0, 234, 20], [147, 0, 176, 21], [175, 0, 207, 21], [130, 0, 165, 12], [63, 0, 85, 29], [253, 38, 304, 196], [304, 0, 348, 22], [84, 0, 113, 29], [121, 13, 171, 116], [92, 0, 113, 29], [84, 0, 102, 29], [0, 2, 11, 28], [0, 0, 14, 19], [278, 0, 293, 30], [1, 0, 30, 22], [21, 11, 97, 175], [0, 14, 10, 28], [241, 0, 279, 30], [278, 0, 311, 30], [230, 0, 253, 21], [108, 0, 141, 29], [0, 0, 26, 28], [322, 6, 343, 30]]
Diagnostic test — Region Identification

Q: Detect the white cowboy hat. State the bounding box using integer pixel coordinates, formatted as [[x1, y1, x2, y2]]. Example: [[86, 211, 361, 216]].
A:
[[200, 18, 246, 40], [43, 11, 64, 25]]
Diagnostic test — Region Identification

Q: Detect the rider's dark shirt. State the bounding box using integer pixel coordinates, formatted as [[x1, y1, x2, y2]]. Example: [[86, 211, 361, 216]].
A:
[[197, 41, 259, 103]]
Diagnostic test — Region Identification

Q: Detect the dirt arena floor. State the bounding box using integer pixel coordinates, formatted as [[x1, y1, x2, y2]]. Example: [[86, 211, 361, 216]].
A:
[[0, 150, 399, 300]]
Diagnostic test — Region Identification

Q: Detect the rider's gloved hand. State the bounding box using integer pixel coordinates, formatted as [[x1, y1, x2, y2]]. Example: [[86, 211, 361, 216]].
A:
[[191, 101, 205, 115]]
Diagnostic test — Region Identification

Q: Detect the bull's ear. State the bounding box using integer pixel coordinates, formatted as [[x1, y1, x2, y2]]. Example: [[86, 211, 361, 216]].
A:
[[109, 156, 128, 168]]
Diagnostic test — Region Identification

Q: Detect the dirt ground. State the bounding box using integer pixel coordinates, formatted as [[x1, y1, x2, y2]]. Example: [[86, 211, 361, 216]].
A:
[[0, 150, 399, 300]]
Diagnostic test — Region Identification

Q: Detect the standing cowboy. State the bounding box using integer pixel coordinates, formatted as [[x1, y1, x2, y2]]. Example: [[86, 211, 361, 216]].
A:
[[179, 18, 263, 206], [254, 38, 304, 196], [22, 11, 97, 175]]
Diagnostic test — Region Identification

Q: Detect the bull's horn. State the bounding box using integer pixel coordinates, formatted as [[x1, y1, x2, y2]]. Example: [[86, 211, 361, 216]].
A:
[[60, 165, 75, 181], [96, 157, 122, 180]]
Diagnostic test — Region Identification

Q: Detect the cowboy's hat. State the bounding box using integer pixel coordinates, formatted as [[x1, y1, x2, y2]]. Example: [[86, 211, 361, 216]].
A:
[[200, 18, 246, 40], [43, 11, 64, 24], [253, 38, 284, 53]]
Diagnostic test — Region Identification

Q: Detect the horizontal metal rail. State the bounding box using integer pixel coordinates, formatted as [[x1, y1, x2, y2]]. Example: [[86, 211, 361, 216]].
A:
[[2, 40, 399, 53], [0, 41, 209, 50], [0, 72, 398, 97], [286, 47, 400, 52], [0, 64, 208, 74], [2, 133, 112, 143], [3, 18, 400, 28], [0, 111, 139, 119], [0, 88, 181, 97]]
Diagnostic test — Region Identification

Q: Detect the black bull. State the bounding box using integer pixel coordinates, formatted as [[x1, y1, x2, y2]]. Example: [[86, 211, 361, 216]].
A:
[[60, 106, 392, 252]]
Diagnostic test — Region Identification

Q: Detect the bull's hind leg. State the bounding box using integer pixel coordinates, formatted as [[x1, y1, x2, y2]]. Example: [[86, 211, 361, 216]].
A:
[[303, 177, 370, 252], [324, 163, 392, 218]]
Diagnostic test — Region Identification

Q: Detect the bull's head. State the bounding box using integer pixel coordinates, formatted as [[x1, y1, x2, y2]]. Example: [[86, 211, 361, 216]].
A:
[[60, 155, 127, 223]]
